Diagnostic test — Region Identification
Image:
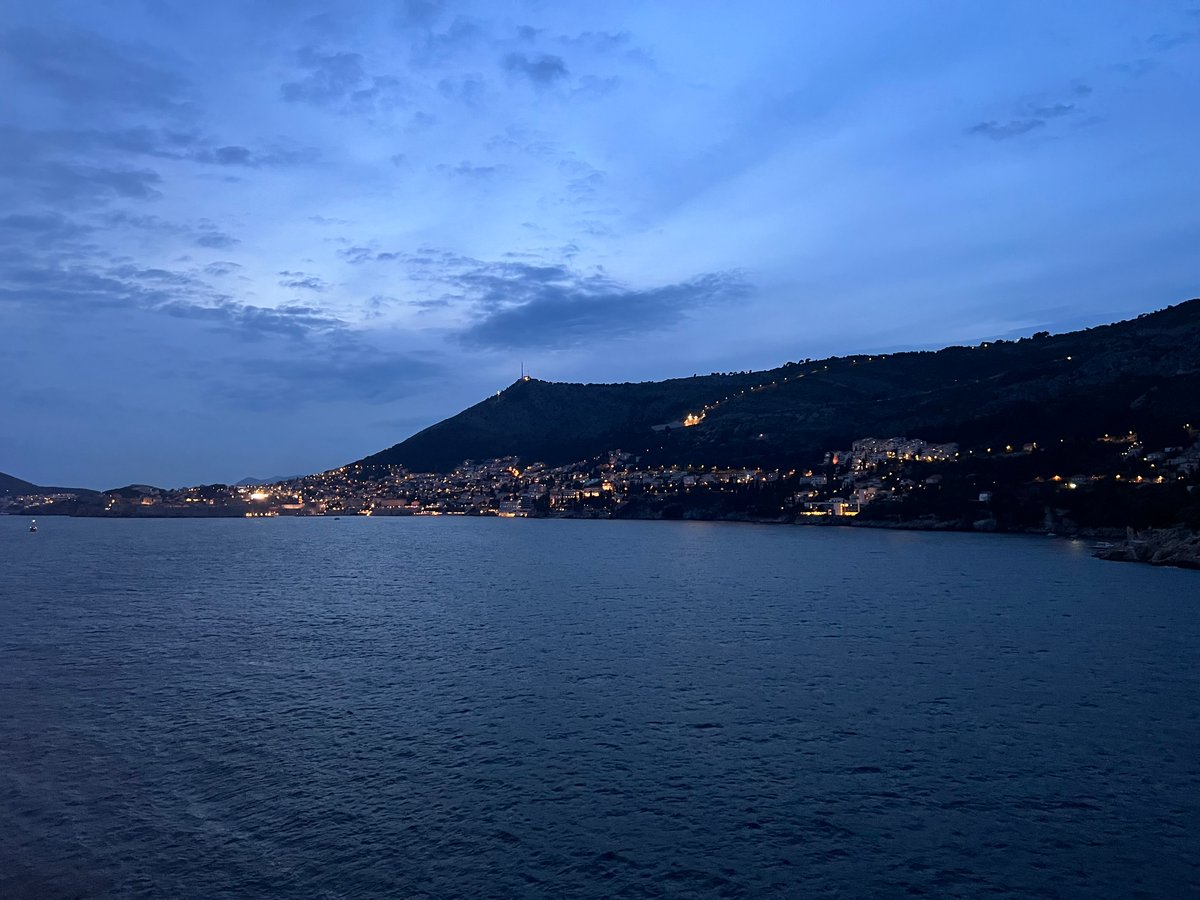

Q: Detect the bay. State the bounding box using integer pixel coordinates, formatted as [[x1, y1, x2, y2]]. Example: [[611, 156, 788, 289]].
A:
[[1, 517, 1197, 897]]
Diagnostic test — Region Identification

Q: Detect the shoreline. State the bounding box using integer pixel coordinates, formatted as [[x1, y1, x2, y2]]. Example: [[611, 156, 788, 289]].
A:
[[1090, 526, 1200, 570]]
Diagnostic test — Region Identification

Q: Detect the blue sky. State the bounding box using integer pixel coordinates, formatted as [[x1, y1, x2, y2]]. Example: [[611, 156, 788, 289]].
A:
[[2, 1, 1198, 488]]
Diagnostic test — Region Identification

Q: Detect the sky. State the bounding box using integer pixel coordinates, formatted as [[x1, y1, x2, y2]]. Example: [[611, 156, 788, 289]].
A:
[[2, 1, 1198, 488]]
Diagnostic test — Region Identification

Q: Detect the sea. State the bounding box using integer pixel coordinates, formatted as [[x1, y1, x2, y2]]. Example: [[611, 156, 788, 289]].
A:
[[1, 516, 1197, 898]]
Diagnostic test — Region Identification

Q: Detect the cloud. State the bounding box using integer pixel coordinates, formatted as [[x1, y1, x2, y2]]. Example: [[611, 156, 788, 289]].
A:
[[50, 164, 162, 203], [196, 143, 319, 168], [0, 27, 187, 117], [0, 202, 269, 435], [967, 87, 1083, 141], [0, 212, 93, 242], [484, 126, 557, 159], [1, 124, 305, 170], [330, 246, 751, 346], [339, 245, 418, 265], [410, 18, 483, 67], [338, 246, 378, 265], [557, 29, 651, 64], [278, 271, 330, 291], [161, 300, 345, 340], [281, 46, 404, 111], [571, 75, 621, 100], [558, 158, 606, 200], [0, 125, 314, 224], [437, 73, 487, 105], [45, 128, 319, 169], [407, 111, 437, 130], [210, 145, 252, 166], [0, 129, 164, 205], [396, 0, 445, 29], [1028, 103, 1075, 119], [101, 212, 243, 255], [434, 161, 505, 180], [458, 266, 748, 350], [365, 294, 402, 318], [0, 241, 352, 345], [414, 298, 450, 312], [195, 230, 240, 249], [0, 217, 389, 438], [966, 119, 1046, 140], [101, 211, 179, 232], [1147, 30, 1198, 51], [1115, 58, 1156, 77], [559, 31, 633, 53], [503, 52, 568, 85], [404, 257, 754, 349], [0, 255, 211, 316]]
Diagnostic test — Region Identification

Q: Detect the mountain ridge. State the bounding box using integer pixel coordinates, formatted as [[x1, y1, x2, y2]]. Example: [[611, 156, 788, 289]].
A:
[[356, 299, 1200, 474], [0, 472, 97, 497]]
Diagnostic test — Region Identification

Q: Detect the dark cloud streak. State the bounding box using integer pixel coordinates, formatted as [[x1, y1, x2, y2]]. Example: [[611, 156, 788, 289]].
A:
[[335, 243, 752, 348], [279, 271, 330, 291], [966, 119, 1046, 140], [967, 90, 1080, 141], [503, 52, 568, 85], [459, 268, 751, 349], [195, 231, 240, 249]]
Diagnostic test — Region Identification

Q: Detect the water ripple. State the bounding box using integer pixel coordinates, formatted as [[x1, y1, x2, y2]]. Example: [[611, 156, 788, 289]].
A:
[[1, 517, 1198, 897]]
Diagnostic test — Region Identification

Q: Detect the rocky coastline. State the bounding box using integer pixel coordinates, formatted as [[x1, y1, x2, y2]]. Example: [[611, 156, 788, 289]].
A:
[[1093, 527, 1200, 570]]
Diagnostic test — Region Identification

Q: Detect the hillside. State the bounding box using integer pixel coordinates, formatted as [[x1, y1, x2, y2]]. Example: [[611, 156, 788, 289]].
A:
[[0, 472, 40, 496], [0, 472, 98, 498], [356, 299, 1200, 474], [358, 372, 768, 472]]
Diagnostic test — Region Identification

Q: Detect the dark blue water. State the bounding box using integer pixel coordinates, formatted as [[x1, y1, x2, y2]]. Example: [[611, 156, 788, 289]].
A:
[[1, 517, 1197, 898]]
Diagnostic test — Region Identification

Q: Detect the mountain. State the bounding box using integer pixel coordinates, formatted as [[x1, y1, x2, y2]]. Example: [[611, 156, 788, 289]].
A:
[[0, 472, 39, 496], [235, 475, 301, 487], [0, 472, 97, 497], [357, 299, 1200, 473], [359, 372, 770, 473]]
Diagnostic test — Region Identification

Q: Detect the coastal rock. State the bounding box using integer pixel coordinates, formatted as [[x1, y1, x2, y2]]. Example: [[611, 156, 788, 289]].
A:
[[1096, 527, 1200, 570]]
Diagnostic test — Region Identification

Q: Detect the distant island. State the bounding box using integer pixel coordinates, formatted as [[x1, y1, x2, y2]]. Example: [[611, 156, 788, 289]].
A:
[[6, 300, 1199, 566]]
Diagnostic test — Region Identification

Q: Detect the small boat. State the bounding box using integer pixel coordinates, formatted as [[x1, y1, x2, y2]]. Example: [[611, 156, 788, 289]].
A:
[[29, 519, 37, 533]]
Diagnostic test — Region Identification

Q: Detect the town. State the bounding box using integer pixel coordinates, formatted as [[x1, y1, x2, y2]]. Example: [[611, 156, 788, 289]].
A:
[[8, 425, 1198, 533]]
